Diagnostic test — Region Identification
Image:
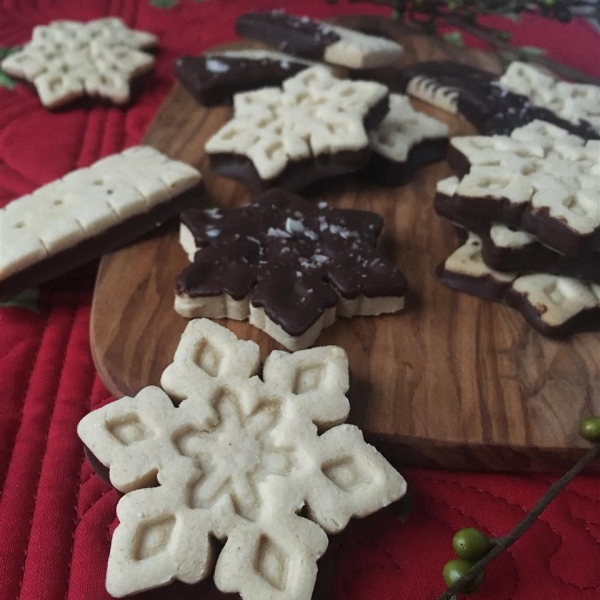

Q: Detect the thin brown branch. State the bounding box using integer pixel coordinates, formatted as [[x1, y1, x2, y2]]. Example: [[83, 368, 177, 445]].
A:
[[435, 442, 600, 600]]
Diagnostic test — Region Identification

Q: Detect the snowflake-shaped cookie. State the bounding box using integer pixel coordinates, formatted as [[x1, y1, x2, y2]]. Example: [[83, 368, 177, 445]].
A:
[[205, 65, 389, 191], [500, 61, 600, 134], [78, 319, 406, 599], [1, 18, 157, 108], [439, 120, 600, 256], [176, 189, 407, 350]]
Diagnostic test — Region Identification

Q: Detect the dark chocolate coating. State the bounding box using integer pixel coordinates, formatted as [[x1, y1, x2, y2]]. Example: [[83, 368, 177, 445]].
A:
[[177, 189, 407, 337], [208, 94, 389, 194], [477, 227, 600, 281], [0, 183, 204, 302], [436, 150, 600, 257], [368, 60, 599, 139], [174, 54, 309, 106], [436, 261, 600, 338], [236, 11, 340, 61], [364, 137, 448, 186]]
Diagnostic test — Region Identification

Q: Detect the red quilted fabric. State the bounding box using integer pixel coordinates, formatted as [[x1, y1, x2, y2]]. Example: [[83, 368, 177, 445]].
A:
[[0, 1, 599, 599]]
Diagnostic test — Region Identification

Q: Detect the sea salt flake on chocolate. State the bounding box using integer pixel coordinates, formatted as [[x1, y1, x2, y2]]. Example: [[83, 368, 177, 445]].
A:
[[205, 58, 230, 73], [175, 190, 407, 350]]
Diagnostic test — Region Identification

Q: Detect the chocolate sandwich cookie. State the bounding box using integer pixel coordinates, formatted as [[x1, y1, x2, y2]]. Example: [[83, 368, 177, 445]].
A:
[[174, 50, 319, 106], [205, 65, 389, 193], [0, 146, 202, 301], [437, 233, 600, 337], [176, 189, 407, 350], [236, 10, 403, 69], [383, 60, 599, 139], [365, 93, 449, 186], [434, 122, 600, 257], [471, 223, 600, 281]]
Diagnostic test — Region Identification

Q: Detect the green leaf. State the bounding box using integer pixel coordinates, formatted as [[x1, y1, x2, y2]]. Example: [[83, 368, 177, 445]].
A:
[[149, 0, 179, 8], [505, 12, 521, 22], [0, 46, 20, 89], [444, 31, 464, 47], [0, 288, 40, 313], [521, 46, 547, 56]]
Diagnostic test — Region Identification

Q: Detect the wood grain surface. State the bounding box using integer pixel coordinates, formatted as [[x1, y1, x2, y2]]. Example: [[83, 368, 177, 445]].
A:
[[91, 16, 600, 473]]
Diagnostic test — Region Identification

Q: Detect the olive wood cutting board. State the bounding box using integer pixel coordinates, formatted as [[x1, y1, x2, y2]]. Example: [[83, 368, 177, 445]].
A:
[[91, 15, 600, 473]]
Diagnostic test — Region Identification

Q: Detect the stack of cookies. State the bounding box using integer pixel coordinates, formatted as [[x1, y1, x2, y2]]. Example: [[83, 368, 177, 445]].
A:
[[433, 120, 599, 337], [175, 10, 450, 192]]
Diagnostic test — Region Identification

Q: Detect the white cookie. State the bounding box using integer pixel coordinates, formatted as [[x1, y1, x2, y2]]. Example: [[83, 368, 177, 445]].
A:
[[1, 18, 157, 108], [369, 93, 449, 162], [0, 146, 201, 283], [500, 61, 600, 133], [205, 65, 388, 181], [77, 319, 406, 599]]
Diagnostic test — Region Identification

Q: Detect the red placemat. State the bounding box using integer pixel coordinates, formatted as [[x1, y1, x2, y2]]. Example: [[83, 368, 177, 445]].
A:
[[0, 2, 599, 599]]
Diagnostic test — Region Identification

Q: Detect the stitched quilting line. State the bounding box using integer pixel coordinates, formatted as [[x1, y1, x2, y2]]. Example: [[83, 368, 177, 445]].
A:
[[421, 497, 520, 600], [418, 475, 600, 591], [341, 564, 403, 599], [61, 357, 98, 600], [0, 317, 47, 501], [14, 298, 80, 600]]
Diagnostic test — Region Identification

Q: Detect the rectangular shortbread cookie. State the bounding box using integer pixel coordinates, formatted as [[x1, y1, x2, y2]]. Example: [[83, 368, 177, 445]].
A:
[[236, 10, 403, 69], [0, 146, 201, 300]]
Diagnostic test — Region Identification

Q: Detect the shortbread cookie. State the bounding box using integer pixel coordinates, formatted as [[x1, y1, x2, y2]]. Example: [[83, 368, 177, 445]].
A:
[[438, 176, 600, 276], [388, 60, 599, 139], [366, 93, 449, 185], [0, 146, 202, 301], [500, 61, 600, 134], [1, 18, 157, 108], [434, 121, 600, 256], [175, 50, 324, 106], [78, 318, 406, 599], [474, 223, 600, 280], [205, 65, 389, 192], [236, 10, 402, 69], [176, 189, 407, 350], [437, 233, 600, 337]]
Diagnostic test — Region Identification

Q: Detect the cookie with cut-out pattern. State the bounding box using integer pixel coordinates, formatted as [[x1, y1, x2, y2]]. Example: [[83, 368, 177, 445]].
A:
[[434, 120, 600, 257], [1, 18, 157, 108], [78, 318, 406, 599], [204, 65, 389, 193], [436, 232, 600, 337], [0, 146, 201, 301]]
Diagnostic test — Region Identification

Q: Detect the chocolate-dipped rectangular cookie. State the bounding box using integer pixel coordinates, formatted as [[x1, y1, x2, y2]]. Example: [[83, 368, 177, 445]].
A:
[[176, 189, 407, 351], [381, 60, 599, 139], [236, 10, 403, 69], [433, 121, 600, 257], [205, 65, 389, 193], [437, 232, 600, 338], [365, 93, 449, 186], [0, 146, 202, 301], [174, 50, 322, 106]]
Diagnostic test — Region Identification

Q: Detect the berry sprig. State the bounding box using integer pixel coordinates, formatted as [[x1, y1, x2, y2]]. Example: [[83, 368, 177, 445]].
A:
[[327, 0, 600, 84], [437, 416, 600, 599]]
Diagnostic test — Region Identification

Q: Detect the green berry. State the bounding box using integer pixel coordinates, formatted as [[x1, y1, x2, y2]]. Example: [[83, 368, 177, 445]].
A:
[[580, 417, 600, 443], [452, 528, 492, 561], [443, 559, 485, 595]]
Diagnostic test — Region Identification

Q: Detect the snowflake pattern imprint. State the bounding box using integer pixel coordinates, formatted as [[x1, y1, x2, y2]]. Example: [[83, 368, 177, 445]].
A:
[[78, 319, 406, 599], [1, 18, 157, 108], [205, 65, 389, 190], [440, 120, 600, 256]]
